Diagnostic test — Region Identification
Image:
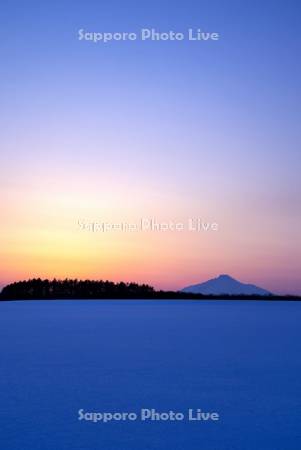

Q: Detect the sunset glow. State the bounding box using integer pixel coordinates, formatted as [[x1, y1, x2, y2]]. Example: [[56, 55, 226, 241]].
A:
[[1, 1, 300, 294]]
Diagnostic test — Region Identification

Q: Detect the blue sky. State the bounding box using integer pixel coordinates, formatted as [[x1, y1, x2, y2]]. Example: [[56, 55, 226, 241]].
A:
[[0, 0, 300, 293]]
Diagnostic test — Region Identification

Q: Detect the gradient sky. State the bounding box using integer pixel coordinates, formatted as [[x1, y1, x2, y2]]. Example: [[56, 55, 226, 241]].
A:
[[1, 0, 300, 293]]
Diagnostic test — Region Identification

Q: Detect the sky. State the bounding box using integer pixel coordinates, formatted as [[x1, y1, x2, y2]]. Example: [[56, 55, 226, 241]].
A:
[[0, 0, 300, 293]]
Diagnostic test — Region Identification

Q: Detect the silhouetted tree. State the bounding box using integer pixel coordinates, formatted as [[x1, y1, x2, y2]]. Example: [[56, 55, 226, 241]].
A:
[[0, 279, 155, 300]]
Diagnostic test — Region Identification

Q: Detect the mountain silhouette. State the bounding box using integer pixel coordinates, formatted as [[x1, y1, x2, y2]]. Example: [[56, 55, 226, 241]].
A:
[[182, 274, 272, 295]]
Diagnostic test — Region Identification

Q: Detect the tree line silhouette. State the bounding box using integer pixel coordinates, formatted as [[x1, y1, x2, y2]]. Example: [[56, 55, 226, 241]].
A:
[[0, 278, 155, 300], [0, 278, 299, 301]]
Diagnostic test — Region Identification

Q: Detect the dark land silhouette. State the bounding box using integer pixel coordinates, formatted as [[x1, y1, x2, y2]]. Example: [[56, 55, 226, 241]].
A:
[[0, 278, 300, 301]]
